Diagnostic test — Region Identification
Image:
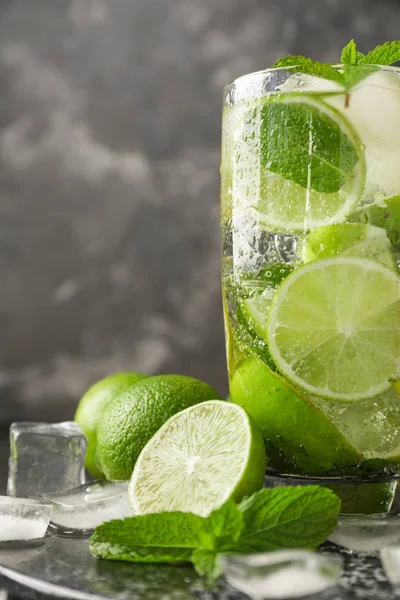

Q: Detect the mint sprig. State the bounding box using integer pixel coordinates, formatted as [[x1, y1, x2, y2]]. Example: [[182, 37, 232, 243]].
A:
[[89, 486, 341, 579], [273, 39, 400, 90], [340, 40, 364, 65], [359, 41, 400, 66], [273, 56, 343, 84]]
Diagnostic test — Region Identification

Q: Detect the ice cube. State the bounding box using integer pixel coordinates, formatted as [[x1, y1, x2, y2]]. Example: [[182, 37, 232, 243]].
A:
[[47, 480, 132, 533], [7, 422, 87, 498], [219, 550, 341, 600], [278, 73, 342, 95], [380, 545, 400, 586], [0, 496, 52, 541], [283, 70, 400, 198], [329, 514, 400, 552], [330, 71, 400, 198]]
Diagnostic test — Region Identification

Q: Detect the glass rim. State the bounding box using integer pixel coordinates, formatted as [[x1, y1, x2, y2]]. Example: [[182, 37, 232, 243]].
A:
[[223, 63, 400, 105]]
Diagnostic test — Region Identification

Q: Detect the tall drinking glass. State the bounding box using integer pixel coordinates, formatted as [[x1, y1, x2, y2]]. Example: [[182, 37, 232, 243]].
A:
[[221, 65, 400, 514]]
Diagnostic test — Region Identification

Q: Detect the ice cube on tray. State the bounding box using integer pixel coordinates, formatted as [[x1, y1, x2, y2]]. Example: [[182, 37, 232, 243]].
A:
[[329, 514, 400, 552], [220, 550, 341, 600], [7, 421, 87, 498], [380, 545, 400, 586], [47, 480, 131, 533], [0, 496, 52, 541]]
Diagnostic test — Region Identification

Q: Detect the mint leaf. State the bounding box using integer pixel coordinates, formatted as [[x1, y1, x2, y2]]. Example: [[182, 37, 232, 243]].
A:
[[89, 487, 340, 576], [89, 539, 193, 564], [191, 549, 221, 580], [237, 486, 340, 552], [207, 501, 243, 550], [272, 53, 373, 89], [89, 511, 213, 551], [348, 196, 400, 246], [359, 41, 400, 65], [89, 502, 244, 567], [273, 56, 344, 85], [341, 40, 364, 65], [258, 100, 359, 193], [273, 39, 400, 91]]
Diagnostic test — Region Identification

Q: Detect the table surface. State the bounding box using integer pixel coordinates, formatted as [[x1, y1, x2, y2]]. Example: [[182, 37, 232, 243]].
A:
[[0, 429, 397, 600], [0, 533, 396, 600]]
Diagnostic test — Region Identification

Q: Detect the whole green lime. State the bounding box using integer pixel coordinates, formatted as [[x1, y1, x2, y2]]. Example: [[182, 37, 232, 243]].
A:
[[96, 375, 221, 481], [75, 372, 148, 478]]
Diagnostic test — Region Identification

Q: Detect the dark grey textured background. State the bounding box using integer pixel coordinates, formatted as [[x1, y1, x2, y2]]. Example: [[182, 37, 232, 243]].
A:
[[1, 0, 400, 442]]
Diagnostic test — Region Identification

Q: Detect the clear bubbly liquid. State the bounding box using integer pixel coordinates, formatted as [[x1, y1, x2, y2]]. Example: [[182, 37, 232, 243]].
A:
[[222, 69, 400, 478]]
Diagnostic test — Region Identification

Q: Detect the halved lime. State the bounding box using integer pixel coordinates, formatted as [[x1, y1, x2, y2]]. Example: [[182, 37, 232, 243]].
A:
[[128, 400, 266, 517], [267, 256, 400, 401], [230, 356, 362, 474], [235, 94, 366, 232], [304, 223, 395, 268]]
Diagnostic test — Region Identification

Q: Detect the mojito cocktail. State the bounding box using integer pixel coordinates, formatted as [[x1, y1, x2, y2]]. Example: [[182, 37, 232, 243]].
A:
[[222, 62, 400, 511]]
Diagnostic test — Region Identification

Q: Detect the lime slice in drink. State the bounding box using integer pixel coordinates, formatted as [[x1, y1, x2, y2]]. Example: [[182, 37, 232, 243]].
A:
[[239, 263, 295, 341], [230, 356, 362, 474], [267, 256, 400, 401], [304, 223, 395, 268], [241, 291, 274, 339], [128, 400, 266, 517], [237, 95, 366, 232]]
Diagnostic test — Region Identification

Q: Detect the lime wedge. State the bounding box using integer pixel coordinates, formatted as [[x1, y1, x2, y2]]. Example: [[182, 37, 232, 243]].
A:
[[128, 400, 266, 517], [237, 94, 366, 232], [267, 256, 400, 401], [230, 357, 362, 475], [304, 223, 395, 268]]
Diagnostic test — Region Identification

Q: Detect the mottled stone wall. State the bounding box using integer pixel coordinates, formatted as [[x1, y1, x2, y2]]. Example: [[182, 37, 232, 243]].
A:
[[1, 0, 399, 423]]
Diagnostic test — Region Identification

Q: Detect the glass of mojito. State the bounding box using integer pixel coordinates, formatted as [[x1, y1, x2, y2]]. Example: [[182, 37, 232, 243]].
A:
[[222, 59, 400, 514]]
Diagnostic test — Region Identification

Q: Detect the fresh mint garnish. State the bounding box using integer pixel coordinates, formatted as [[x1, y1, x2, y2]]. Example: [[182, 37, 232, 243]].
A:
[[257, 99, 359, 194], [89, 486, 340, 579], [89, 507, 232, 554], [273, 56, 343, 84], [206, 500, 243, 550], [237, 486, 340, 552], [191, 549, 221, 579], [273, 39, 400, 89], [359, 41, 400, 66], [340, 40, 365, 65]]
